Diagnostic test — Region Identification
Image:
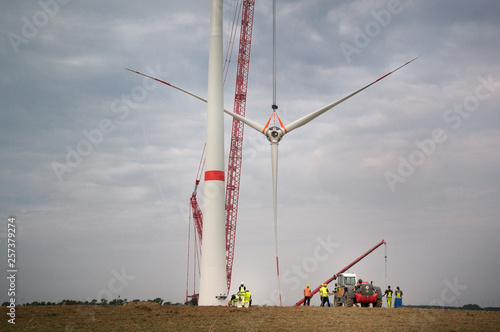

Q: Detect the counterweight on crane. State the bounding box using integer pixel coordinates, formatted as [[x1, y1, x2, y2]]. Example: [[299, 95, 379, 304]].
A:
[[294, 239, 387, 306]]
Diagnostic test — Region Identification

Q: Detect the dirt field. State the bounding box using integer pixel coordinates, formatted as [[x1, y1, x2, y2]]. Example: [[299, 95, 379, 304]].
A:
[[2, 303, 499, 331]]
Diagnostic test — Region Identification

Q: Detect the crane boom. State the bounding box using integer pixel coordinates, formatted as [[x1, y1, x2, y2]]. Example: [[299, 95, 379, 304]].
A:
[[190, 180, 203, 245], [294, 239, 387, 306], [224, 0, 255, 294], [185, 146, 205, 303]]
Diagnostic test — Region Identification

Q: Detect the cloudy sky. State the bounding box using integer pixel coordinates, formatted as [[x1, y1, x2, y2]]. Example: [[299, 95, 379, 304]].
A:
[[1, 0, 499, 308]]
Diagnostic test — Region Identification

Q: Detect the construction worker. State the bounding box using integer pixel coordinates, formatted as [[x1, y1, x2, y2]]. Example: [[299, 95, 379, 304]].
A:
[[320, 283, 331, 307], [394, 286, 403, 308], [383, 286, 393, 308], [231, 293, 239, 306], [303, 284, 311, 306], [238, 282, 246, 306], [355, 279, 363, 290], [334, 283, 342, 306], [244, 289, 252, 308]]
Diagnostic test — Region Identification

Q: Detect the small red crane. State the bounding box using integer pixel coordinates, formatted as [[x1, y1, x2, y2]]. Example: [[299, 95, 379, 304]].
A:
[[294, 240, 387, 306]]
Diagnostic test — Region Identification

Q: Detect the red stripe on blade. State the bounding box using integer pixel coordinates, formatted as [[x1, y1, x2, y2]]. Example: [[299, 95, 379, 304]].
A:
[[376, 72, 391, 81], [205, 170, 225, 181]]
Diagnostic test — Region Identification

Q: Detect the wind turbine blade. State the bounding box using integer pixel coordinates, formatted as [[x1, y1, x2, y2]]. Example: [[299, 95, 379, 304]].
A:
[[225, 111, 266, 133], [125, 68, 208, 104], [270, 142, 283, 306], [284, 56, 419, 133], [125, 68, 266, 134]]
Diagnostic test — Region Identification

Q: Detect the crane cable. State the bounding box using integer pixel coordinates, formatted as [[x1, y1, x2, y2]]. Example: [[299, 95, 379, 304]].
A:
[[385, 242, 388, 278], [272, 0, 283, 307], [272, 0, 277, 111], [223, 0, 243, 85]]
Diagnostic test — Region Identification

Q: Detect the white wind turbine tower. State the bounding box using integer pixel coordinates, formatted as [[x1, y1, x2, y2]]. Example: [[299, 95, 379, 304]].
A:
[[196, 0, 227, 305], [126, 0, 417, 307]]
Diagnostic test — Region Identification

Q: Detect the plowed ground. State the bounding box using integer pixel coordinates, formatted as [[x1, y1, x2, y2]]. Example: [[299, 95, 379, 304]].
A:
[[2, 304, 499, 331]]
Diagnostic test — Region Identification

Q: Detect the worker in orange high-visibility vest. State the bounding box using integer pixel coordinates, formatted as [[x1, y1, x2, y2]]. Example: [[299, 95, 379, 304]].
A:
[[383, 286, 393, 308], [303, 284, 311, 306]]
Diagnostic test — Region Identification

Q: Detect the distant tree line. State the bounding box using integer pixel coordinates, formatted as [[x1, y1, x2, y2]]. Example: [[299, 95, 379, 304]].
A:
[[1, 297, 184, 306], [405, 304, 500, 311]]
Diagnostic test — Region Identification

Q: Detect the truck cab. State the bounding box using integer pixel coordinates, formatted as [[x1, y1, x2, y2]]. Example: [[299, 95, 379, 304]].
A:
[[338, 273, 357, 287], [335, 273, 357, 298]]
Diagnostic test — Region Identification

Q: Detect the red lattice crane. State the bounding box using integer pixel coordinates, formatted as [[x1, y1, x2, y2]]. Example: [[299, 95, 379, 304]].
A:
[[225, 0, 255, 294], [186, 146, 205, 304], [190, 145, 205, 247]]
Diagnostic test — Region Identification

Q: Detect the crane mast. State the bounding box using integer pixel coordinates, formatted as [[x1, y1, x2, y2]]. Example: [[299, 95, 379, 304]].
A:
[[225, 0, 255, 294]]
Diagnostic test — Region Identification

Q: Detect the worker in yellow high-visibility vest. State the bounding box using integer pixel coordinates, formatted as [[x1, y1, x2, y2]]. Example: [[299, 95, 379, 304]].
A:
[[238, 282, 246, 306], [245, 289, 252, 307], [394, 286, 403, 308], [383, 286, 393, 308], [320, 284, 331, 307], [231, 294, 239, 306]]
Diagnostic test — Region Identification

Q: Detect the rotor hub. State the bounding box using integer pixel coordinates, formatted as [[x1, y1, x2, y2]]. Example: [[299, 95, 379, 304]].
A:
[[265, 126, 284, 143]]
